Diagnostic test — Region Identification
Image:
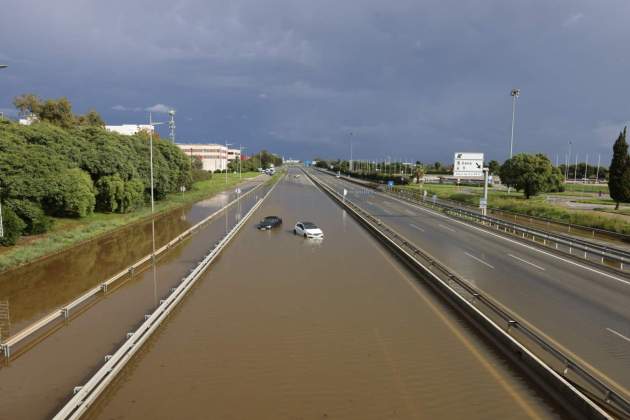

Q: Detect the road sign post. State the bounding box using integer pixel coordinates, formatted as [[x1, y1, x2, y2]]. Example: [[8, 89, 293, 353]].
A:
[[481, 167, 489, 216]]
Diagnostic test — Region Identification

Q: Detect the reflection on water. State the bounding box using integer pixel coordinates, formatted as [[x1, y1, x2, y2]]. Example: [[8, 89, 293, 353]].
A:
[[0, 181, 261, 332]]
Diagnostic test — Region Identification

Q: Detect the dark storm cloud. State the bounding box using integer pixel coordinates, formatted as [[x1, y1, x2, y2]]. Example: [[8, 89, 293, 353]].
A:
[[1, 0, 629, 162]]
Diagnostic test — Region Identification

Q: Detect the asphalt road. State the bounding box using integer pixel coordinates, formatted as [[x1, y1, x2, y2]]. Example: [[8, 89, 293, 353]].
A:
[[86, 167, 560, 420], [308, 168, 630, 400]]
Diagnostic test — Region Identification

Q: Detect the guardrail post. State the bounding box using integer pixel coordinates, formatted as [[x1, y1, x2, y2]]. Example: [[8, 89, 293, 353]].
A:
[[1, 344, 9, 358], [62, 308, 69, 320]]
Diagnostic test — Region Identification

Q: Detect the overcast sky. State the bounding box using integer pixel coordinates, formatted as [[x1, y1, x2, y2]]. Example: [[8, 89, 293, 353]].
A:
[[1, 0, 629, 164]]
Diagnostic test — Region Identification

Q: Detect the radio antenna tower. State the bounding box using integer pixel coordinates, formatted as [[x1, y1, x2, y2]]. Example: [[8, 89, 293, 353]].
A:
[[168, 109, 176, 143]]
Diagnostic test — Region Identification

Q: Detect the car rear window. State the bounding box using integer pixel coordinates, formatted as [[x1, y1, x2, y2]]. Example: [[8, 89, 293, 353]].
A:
[[303, 222, 318, 229]]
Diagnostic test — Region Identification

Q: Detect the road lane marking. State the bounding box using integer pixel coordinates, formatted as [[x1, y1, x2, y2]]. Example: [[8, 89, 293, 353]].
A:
[[465, 252, 495, 269], [381, 190, 630, 287], [508, 254, 546, 271], [438, 223, 456, 233], [381, 208, 393, 215], [607, 328, 630, 343], [319, 172, 630, 397], [366, 241, 540, 419], [403, 209, 416, 216], [409, 223, 425, 232]]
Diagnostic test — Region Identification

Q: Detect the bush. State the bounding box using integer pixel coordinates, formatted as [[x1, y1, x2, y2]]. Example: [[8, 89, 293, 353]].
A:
[[0, 206, 26, 246], [6, 199, 52, 234], [95, 174, 144, 213], [192, 169, 212, 182], [43, 168, 95, 217]]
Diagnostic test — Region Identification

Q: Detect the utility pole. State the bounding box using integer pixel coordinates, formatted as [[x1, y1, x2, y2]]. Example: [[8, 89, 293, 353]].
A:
[[574, 153, 578, 183]]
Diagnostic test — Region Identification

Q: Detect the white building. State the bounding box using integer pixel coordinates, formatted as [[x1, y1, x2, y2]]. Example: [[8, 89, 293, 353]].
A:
[[18, 114, 38, 125], [227, 148, 241, 162], [177, 143, 232, 171], [105, 124, 155, 136]]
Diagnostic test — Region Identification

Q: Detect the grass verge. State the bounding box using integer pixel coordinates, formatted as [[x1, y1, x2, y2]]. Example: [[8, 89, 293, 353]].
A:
[[400, 183, 630, 235], [0, 172, 260, 272]]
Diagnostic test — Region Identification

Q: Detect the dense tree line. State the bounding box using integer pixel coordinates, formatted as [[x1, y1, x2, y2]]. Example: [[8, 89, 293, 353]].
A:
[[0, 119, 192, 245], [227, 150, 283, 172], [13, 93, 105, 128]]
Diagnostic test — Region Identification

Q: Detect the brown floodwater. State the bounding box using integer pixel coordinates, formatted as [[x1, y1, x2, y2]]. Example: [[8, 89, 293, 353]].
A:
[[0, 177, 264, 335], [0, 181, 273, 419], [86, 169, 564, 420]]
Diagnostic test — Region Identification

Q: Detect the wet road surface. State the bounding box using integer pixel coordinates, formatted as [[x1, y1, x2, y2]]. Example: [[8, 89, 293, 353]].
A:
[[309, 169, 630, 401], [86, 168, 563, 420], [0, 180, 273, 419]]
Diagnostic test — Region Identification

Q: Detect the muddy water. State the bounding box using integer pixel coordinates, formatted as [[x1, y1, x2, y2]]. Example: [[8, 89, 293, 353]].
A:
[[0, 182, 273, 419], [0, 177, 264, 334], [87, 169, 563, 420]]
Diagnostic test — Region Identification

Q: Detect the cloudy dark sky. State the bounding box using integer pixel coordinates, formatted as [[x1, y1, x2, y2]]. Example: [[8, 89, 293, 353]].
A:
[[1, 0, 629, 164]]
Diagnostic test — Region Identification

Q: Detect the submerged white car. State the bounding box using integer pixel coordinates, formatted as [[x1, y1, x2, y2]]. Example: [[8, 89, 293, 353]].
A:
[[294, 221, 324, 239]]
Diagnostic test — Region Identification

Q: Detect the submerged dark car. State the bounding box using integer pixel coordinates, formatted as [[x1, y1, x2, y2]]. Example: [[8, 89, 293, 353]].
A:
[[257, 216, 282, 230]]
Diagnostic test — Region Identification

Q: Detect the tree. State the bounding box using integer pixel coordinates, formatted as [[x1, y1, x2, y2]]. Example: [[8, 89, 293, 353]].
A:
[[500, 153, 558, 199], [13, 93, 42, 117], [42, 168, 95, 217], [76, 109, 105, 127], [609, 127, 630, 210], [38, 97, 75, 128], [414, 165, 425, 183], [0, 206, 26, 246], [487, 160, 501, 175]]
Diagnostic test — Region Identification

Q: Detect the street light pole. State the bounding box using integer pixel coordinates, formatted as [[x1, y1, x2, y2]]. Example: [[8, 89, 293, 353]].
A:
[[349, 132, 353, 173], [239, 145, 247, 180], [148, 112, 166, 308], [225, 141, 233, 184], [595, 154, 601, 184], [0, 65, 6, 238], [566, 140, 572, 180], [509, 88, 520, 159]]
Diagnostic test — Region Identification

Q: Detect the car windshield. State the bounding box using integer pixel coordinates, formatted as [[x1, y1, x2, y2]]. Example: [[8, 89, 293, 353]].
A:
[[302, 222, 318, 229]]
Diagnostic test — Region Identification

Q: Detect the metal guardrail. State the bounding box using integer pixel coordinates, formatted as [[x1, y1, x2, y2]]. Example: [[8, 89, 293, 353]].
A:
[[334, 169, 630, 245], [315, 167, 630, 271], [385, 187, 630, 272], [53, 175, 281, 420], [0, 181, 266, 359], [307, 169, 628, 419]]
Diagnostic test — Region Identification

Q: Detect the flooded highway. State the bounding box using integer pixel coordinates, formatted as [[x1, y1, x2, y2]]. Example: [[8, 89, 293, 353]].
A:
[[85, 168, 564, 420], [0, 178, 274, 419], [0, 176, 264, 334]]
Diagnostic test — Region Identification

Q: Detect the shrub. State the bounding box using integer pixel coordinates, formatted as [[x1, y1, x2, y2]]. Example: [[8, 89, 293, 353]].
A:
[[6, 199, 52, 234], [43, 168, 95, 217], [0, 206, 26, 246], [192, 169, 212, 182]]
